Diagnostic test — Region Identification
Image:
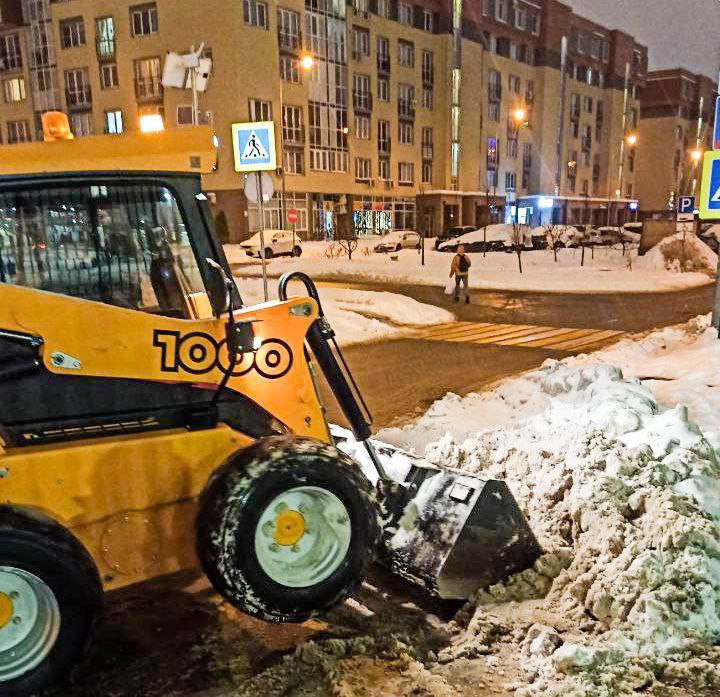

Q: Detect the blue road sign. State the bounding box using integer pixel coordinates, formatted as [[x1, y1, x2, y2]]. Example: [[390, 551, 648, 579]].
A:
[[699, 152, 720, 219], [678, 196, 695, 214], [231, 121, 277, 172], [714, 96, 720, 150]]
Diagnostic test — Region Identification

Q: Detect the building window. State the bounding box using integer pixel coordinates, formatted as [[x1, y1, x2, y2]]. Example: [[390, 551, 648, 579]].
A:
[[100, 63, 119, 89], [626, 183, 633, 198], [496, 0, 508, 23], [421, 50, 434, 84], [514, 5, 526, 29], [284, 148, 304, 175], [130, 4, 158, 36], [423, 9, 434, 32], [280, 55, 300, 83], [354, 114, 370, 139], [352, 27, 370, 58], [377, 77, 389, 102], [422, 161, 432, 184], [176, 105, 196, 125], [282, 104, 304, 144], [508, 74, 521, 94], [628, 149, 635, 173], [377, 119, 390, 154], [243, 0, 268, 28], [378, 157, 390, 180], [0, 34, 22, 70], [422, 86, 433, 110], [69, 112, 94, 137], [355, 157, 371, 182], [7, 120, 30, 144], [133, 57, 162, 99], [398, 161, 414, 185], [249, 98, 272, 121], [505, 171, 516, 190], [488, 69, 501, 101], [398, 40, 414, 68], [507, 138, 518, 158], [488, 101, 500, 122], [60, 17, 86, 49], [398, 83, 414, 117], [398, 2, 413, 25], [584, 96, 593, 113], [398, 121, 413, 145], [377, 0, 390, 18], [529, 13, 540, 35], [353, 0, 368, 14], [64, 68, 91, 107], [104, 109, 123, 134], [278, 8, 300, 50], [96, 17, 115, 58], [3, 77, 25, 103]]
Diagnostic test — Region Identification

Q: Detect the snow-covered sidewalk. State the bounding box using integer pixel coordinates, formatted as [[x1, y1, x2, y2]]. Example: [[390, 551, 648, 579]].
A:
[[226, 239, 714, 294], [236, 276, 454, 346], [346, 316, 720, 695]]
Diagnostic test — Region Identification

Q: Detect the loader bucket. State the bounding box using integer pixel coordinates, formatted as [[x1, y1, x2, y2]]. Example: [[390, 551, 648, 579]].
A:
[[384, 464, 542, 600]]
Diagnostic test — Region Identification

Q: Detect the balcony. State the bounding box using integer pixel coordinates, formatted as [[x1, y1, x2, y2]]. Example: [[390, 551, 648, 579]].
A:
[[65, 87, 92, 109], [0, 52, 22, 72], [352, 91, 372, 113], [134, 76, 163, 101], [398, 99, 415, 120], [488, 84, 501, 101], [377, 55, 390, 75], [96, 37, 116, 60], [278, 31, 301, 53]]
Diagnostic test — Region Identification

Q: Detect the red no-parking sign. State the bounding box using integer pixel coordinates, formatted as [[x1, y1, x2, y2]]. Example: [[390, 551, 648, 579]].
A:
[[287, 208, 299, 224]]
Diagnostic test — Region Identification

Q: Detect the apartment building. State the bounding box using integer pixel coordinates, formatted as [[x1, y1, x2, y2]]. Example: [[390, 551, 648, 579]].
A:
[[0, 0, 647, 240], [636, 68, 717, 215]]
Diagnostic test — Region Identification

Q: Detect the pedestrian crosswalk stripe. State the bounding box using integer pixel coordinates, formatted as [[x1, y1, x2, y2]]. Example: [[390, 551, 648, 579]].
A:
[[411, 321, 625, 352]]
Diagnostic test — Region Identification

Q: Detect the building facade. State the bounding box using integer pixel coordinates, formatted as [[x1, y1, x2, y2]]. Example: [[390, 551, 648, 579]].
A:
[[0, 0, 647, 241], [637, 68, 717, 216]]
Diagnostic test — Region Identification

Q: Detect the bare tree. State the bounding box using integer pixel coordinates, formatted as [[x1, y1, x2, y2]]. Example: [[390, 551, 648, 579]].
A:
[[510, 221, 527, 273], [335, 213, 358, 261], [545, 224, 565, 262]]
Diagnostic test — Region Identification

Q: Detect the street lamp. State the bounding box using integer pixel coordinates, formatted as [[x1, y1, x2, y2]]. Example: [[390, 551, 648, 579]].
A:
[[626, 133, 638, 147], [690, 148, 703, 196], [509, 106, 528, 223]]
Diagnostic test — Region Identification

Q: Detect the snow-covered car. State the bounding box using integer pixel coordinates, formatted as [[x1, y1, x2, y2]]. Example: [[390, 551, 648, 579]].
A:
[[699, 223, 720, 253], [373, 230, 421, 253], [437, 224, 530, 252], [532, 225, 585, 249], [241, 229, 302, 259], [434, 225, 477, 250], [591, 226, 624, 246], [621, 222, 642, 243]]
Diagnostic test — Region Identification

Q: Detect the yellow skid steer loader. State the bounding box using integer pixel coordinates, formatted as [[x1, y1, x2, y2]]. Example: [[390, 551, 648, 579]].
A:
[[0, 118, 539, 696]]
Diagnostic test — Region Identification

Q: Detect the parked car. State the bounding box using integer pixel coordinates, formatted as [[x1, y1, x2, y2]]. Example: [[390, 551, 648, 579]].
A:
[[531, 225, 585, 249], [241, 229, 302, 259], [621, 222, 643, 243], [434, 225, 477, 250], [373, 230, 421, 253], [437, 224, 530, 253], [591, 226, 624, 246]]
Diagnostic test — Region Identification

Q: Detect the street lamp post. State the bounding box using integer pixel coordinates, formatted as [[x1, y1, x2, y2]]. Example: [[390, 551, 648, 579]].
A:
[[510, 107, 528, 223], [690, 148, 703, 196], [614, 132, 638, 226]]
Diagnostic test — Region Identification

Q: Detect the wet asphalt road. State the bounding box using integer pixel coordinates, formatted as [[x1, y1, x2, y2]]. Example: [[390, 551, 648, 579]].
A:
[[315, 279, 715, 428]]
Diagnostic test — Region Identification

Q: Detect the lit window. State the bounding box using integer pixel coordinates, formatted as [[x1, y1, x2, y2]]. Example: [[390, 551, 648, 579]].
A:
[[104, 109, 123, 134], [3, 77, 25, 103]]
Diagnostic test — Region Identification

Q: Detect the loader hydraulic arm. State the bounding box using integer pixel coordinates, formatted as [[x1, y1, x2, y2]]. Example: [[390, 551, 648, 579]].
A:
[[278, 272, 390, 483]]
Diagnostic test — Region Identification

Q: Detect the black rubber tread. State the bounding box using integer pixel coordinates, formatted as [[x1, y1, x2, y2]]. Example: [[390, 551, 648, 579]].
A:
[[0, 506, 103, 697], [196, 436, 380, 623]]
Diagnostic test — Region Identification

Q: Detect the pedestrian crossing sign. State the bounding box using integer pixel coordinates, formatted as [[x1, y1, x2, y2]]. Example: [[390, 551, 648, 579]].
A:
[[231, 121, 277, 172], [698, 151, 720, 219]]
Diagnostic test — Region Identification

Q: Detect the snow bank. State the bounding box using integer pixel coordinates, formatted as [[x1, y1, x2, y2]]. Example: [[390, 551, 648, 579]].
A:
[[372, 321, 720, 694], [235, 277, 453, 346], [226, 241, 712, 293], [637, 232, 717, 274]]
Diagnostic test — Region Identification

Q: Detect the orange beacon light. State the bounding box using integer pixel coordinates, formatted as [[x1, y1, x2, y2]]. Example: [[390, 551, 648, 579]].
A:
[[41, 111, 75, 142]]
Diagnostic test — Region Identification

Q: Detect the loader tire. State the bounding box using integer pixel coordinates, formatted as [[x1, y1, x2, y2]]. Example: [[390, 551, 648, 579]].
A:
[[197, 436, 380, 623], [0, 507, 102, 697]]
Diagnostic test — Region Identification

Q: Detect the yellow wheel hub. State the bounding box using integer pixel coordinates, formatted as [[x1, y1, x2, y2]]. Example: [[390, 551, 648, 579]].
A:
[[0, 592, 13, 629], [273, 510, 305, 547]]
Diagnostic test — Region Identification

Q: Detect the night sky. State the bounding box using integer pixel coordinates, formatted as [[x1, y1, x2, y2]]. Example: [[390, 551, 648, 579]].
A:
[[568, 0, 720, 79]]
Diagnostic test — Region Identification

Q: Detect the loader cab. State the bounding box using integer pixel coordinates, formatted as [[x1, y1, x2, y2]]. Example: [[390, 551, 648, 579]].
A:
[[0, 124, 229, 322]]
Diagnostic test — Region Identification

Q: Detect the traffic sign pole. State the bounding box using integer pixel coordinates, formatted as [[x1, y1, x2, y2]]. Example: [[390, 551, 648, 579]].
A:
[[256, 171, 269, 302]]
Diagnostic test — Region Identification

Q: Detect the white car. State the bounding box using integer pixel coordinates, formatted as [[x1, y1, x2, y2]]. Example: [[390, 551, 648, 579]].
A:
[[373, 230, 421, 253], [241, 229, 302, 259]]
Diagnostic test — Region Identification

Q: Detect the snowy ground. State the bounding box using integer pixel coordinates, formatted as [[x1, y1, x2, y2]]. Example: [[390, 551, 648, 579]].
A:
[[358, 314, 720, 696], [236, 276, 454, 345], [226, 238, 714, 294]]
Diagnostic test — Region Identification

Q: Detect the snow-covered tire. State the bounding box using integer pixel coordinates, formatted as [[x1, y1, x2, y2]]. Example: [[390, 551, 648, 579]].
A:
[[292, 245, 302, 257], [196, 437, 380, 623], [0, 507, 102, 697], [263, 248, 274, 260]]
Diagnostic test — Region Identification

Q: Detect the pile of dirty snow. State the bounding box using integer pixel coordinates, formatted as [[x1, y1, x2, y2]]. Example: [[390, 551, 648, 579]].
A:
[[373, 356, 720, 694], [637, 232, 717, 275]]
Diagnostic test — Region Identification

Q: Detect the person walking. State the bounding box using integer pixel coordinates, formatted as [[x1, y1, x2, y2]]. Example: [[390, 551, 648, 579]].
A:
[[450, 244, 471, 304]]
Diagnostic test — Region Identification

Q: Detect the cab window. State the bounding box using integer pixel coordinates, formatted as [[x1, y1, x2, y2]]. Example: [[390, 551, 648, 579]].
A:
[[0, 183, 205, 318]]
